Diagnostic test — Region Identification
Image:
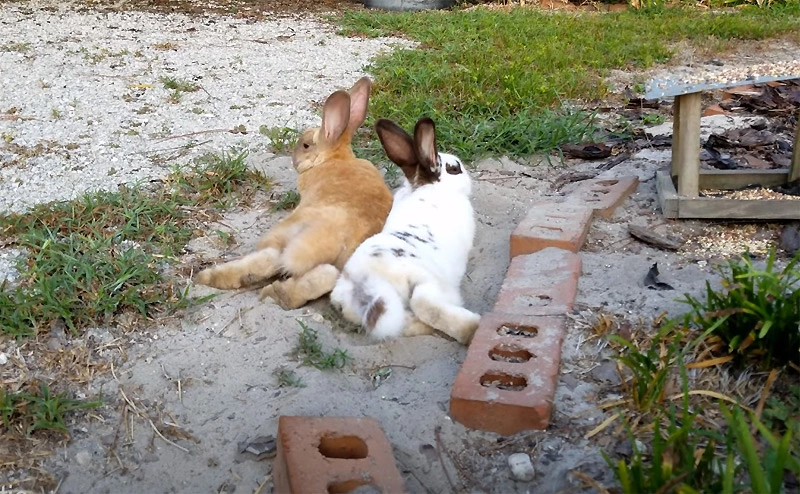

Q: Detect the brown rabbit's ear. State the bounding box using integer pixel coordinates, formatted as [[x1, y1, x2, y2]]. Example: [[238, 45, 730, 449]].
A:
[[413, 117, 441, 183], [320, 90, 352, 144], [346, 77, 371, 135]]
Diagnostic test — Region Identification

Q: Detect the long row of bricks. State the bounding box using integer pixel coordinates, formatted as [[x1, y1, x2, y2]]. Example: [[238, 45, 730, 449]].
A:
[[274, 176, 640, 493]]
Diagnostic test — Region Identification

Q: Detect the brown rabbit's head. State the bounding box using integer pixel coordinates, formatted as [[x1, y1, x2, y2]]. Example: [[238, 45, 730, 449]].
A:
[[292, 76, 371, 174]]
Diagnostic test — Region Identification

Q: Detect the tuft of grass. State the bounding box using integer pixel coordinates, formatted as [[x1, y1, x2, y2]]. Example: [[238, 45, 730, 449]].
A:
[[338, 4, 800, 159], [0, 148, 272, 337], [159, 76, 200, 93], [259, 125, 300, 153], [1, 382, 102, 435], [294, 320, 352, 370], [271, 190, 300, 212], [1, 42, 32, 53], [679, 248, 800, 369], [272, 368, 306, 388], [170, 149, 273, 208]]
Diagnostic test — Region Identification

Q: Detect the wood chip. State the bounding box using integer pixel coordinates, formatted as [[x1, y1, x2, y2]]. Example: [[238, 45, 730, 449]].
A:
[[629, 224, 683, 251]]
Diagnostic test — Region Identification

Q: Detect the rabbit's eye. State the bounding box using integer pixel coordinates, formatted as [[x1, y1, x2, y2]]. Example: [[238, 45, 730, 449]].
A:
[[445, 160, 462, 175], [303, 143, 310, 149]]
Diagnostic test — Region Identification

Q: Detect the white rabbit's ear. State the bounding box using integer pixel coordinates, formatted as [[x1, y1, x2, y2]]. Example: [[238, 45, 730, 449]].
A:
[[376, 118, 418, 177], [320, 90, 351, 144], [346, 77, 371, 135], [413, 118, 441, 182]]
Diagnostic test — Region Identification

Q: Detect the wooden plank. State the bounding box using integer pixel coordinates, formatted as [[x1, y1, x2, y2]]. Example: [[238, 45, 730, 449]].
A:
[[676, 197, 800, 220], [697, 169, 790, 190], [670, 96, 682, 179], [656, 170, 679, 218], [791, 117, 800, 183], [674, 92, 701, 198]]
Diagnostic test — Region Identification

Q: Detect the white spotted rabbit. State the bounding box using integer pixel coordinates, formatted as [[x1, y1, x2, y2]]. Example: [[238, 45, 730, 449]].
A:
[[330, 117, 479, 344]]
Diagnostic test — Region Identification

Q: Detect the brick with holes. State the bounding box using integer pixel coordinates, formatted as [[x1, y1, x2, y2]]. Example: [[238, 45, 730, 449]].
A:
[[449, 312, 567, 434], [273, 416, 407, 494], [509, 202, 593, 257], [492, 247, 581, 316], [565, 176, 639, 219]]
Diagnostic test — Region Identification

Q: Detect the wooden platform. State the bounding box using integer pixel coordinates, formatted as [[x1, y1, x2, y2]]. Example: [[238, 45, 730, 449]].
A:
[[646, 71, 800, 220]]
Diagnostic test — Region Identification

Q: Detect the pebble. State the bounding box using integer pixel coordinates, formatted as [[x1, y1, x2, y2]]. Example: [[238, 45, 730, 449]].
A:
[[0, 352, 7, 366], [75, 450, 91, 466], [508, 452, 535, 482]]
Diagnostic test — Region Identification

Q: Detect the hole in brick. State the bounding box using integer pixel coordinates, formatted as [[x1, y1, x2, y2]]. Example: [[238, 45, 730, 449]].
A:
[[489, 343, 534, 363], [497, 324, 538, 338], [536, 225, 563, 232], [596, 179, 619, 186], [517, 294, 551, 308], [327, 480, 381, 494], [318, 435, 368, 459], [589, 188, 610, 194], [480, 372, 528, 391]]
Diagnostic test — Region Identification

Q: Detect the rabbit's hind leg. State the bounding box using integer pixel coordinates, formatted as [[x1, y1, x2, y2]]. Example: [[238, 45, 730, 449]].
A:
[[195, 247, 281, 289], [409, 283, 480, 344], [260, 264, 339, 310]]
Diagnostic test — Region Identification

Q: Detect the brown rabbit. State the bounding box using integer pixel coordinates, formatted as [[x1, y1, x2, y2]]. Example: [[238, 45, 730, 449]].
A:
[[194, 77, 393, 310]]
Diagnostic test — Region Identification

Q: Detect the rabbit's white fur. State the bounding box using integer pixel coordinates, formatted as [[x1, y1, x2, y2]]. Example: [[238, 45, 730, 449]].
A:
[[330, 118, 480, 344]]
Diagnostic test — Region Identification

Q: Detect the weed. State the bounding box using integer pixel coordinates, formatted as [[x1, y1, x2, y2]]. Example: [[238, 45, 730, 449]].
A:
[[153, 41, 179, 51], [259, 125, 300, 153], [605, 405, 725, 494], [608, 322, 684, 412], [170, 149, 273, 208], [50, 108, 61, 120], [271, 190, 300, 212], [641, 113, 666, 126], [1, 42, 31, 53], [294, 320, 352, 370], [167, 90, 183, 104], [160, 76, 200, 93], [1, 382, 102, 435], [679, 248, 800, 368], [338, 5, 800, 159], [273, 368, 306, 388]]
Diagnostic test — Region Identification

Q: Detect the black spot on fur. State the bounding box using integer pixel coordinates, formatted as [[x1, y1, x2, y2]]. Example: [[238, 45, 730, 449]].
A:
[[392, 248, 406, 257], [365, 298, 386, 331], [391, 231, 429, 245]]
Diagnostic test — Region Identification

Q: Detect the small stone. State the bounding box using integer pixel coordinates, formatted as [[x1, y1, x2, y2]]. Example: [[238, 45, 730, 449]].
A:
[[0, 353, 7, 365], [75, 450, 91, 466], [239, 435, 277, 458], [508, 452, 535, 482]]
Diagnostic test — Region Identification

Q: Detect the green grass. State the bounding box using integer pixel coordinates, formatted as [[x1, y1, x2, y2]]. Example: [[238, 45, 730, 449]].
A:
[[1, 382, 102, 435], [159, 76, 200, 93], [0, 149, 271, 337], [271, 190, 300, 212], [259, 125, 300, 153], [294, 320, 352, 370], [679, 248, 800, 369], [338, 3, 800, 159]]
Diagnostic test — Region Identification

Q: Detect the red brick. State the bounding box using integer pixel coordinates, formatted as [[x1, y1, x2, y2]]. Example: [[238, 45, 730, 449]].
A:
[[273, 416, 407, 494], [449, 312, 567, 434], [493, 248, 581, 316], [565, 176, 639, 219], [510, 202, 593, 257]]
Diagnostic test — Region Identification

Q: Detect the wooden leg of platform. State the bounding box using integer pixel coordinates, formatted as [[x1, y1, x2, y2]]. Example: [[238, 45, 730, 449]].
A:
[[671, 95, 682, 180], [673, 92, 701, 198], [790, 111, 800, 183]]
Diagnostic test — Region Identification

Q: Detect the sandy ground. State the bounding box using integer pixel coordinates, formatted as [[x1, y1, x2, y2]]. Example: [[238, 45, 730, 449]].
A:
[[42, 140, 783, 494], [1, 2, 798, 493]]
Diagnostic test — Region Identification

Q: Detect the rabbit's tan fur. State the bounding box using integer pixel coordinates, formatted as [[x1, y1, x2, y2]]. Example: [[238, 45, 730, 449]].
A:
[[194, 77, 393, 309]]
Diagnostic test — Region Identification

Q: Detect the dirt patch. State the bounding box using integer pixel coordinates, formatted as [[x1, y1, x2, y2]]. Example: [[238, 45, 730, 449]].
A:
[[1, 2, 799, 493]]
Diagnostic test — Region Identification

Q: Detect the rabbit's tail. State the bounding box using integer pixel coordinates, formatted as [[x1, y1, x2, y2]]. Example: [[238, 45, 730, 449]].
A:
[[357, 276, 406, 341]]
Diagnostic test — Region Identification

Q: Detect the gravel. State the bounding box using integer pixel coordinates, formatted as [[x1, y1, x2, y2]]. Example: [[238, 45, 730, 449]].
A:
[[0, 3, 411, 214]]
